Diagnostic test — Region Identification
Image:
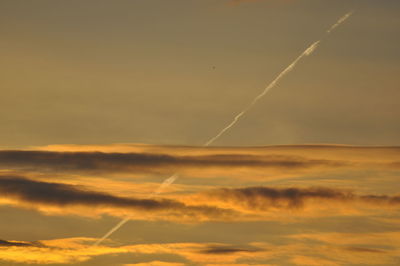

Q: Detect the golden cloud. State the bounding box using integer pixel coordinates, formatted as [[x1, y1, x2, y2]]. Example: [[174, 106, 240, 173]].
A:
[[0, 235, 397, 265], [0, 174, 399, 223]]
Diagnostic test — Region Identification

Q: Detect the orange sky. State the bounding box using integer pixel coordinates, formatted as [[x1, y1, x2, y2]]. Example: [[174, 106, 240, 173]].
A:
[[0, 0, 399, 265]]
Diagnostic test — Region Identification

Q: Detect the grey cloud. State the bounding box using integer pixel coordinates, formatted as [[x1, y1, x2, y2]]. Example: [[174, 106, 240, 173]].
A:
[[0, 239, 42, 247], [199, 244, 264, 254], [0, 175, 231, 218], [346, 247, 386, 253], [0, 150, 346, 175], [205, 186, 400, 210], [1, 175, 399, 221]]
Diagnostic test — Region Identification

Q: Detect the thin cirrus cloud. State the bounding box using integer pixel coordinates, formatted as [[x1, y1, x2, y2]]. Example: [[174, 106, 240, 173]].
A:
[[1, 145, 399, 180], [199, 244, 263, 254], [0, 150, 348, 174], [0, 175, 233, 221], [1, 144, 399, 200], [0, 235, 398, 265], [0, 143, 399, 265], [200, 186, 400, 210], [0, 237, 269, 265], [123, 262, 185, 266], [0, 174, 399, 222], [0, 239, 39, 247]]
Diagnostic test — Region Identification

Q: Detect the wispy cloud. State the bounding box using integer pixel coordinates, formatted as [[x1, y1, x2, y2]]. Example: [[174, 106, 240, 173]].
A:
[[124, 262, 185, 266], [0, 175, 233, 221], [0, 235, 398, 265], [200, 186, 400, 210], [199, 244, 263, 254], [2, 145, 399, 181], [0, 239, 41, 247], [1, 174, 399, 222], [0, 149, 349, 174]]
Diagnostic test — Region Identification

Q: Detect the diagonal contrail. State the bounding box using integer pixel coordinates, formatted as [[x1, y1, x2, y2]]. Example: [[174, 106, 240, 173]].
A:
[[93, 173, 180, 246], [205, 11, 353, 147], [204, 41, 320, 146], [327, 11, 353, 34], [93, 11, 354, 246]]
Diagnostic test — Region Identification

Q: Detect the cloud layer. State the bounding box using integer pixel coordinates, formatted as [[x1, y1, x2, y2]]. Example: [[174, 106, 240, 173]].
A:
[[0, 174, 399, 222], [0, 175, 232, 221], [0, 144, 400, 265], [0, 235, 399, 265], [0, 149, 349, 174], [2, 145, 399, 185]]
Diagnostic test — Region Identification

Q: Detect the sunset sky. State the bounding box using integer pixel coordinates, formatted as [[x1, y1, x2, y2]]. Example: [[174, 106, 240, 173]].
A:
[[0, 1, 399, 265]]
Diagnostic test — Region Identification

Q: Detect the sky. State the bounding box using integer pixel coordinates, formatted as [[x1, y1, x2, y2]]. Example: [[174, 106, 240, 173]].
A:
[[0, 0, 399, 265]]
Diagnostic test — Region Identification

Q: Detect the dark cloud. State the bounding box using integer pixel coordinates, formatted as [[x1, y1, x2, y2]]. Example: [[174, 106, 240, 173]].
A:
[[0, 175, 231, 219], [346, 247, 386, 253], [0, 239, 42, 247], [0, 150, 346, 174], [205, 186, 400, 210], [1, 175, 399, 221], [0, 175, 173, 209], [199, 244, 263, 254], [360, 194, 400, 205]]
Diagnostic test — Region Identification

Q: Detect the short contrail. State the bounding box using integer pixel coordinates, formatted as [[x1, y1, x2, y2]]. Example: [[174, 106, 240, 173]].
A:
[[93, 173, 179, 246], [93, 11, 353, 246], [327, 11, 353, 34]]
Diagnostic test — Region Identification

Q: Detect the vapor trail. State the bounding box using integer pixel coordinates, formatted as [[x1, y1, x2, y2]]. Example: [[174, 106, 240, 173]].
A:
[[205, 11, 353, 146], [327, 11, 353, 34], [204, 41, 320, 146], [93, 11, 353, 246], [93, 173, 179, 246], [93, 218, 129, 246]]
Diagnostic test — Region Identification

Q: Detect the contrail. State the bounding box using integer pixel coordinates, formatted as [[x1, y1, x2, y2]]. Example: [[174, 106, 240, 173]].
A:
[[92, 173, 179, 246], [93, 11, 353, 246], [204, 41, 320, 146], [205, 11, 353, 146], [327, 11, 353, 34]]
